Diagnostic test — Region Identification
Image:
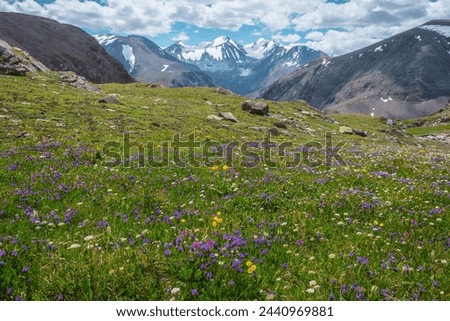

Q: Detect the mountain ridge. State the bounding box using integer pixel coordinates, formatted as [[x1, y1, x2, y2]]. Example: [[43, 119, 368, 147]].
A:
[[261, 20, 450, 119], [0, 12, 133, 84]]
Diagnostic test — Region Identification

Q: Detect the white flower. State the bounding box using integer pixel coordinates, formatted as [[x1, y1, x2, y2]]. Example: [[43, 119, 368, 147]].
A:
[[306, 288, 315, 294], [171, 287, 181, 295], [84, 235, 94, 241], [266, 293, 275, 300], [309, 280, 317, 286], [329, 253, 336, 259], [68, 244, 81, 249]]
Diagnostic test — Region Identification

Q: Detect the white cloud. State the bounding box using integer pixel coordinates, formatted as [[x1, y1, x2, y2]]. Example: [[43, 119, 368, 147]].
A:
[[272, 32, 301, 44], [0, 0, 448, 55], [172, 32, 189, 42]]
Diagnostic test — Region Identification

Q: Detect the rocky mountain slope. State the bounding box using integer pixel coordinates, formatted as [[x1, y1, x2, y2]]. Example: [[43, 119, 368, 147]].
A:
[[261, 20, 450, 119], [0, 12, 133, 83], [95, 35, 216, 87]]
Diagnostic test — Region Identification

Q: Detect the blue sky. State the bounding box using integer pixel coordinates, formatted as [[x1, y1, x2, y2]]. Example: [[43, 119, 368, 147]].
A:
[[1, 0, 449, 55]]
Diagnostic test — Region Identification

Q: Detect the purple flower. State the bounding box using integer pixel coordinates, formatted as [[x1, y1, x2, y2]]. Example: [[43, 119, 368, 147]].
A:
[[295, 239, 304, 247], [329, 293, 336, 301], [412, 293, 419, 301], [57, 294, 63, 301], [0, 249, 6, 257], [11, 250, 18, 257], [341, 284, 348, 295], [6, 287, 13, 295], [432, 280, 441, 288], [15, 295, 23, 301], [191, 289, 199, 297], [282, 262, 288, 269], [22, 266, 30, 273], [357, 256, 368, 265], [9, 163, 18, 171], [0, 261, 5, 267], [164, 249, 171, 257], [228, 280, 235, 287], [122, 214, 128, 223]]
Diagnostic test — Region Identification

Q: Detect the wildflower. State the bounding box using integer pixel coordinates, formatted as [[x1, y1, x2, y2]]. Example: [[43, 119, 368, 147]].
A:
[[247, 264, 257, 274], [191, 289, 199, 297], [68, 244, 81, 249], [329, 253, 336, 259], [357, 256, 369, 265], [170, 287, 180, 295], [222, 164, 229, 171], [22, 266, 30, 273], [84, 235, 94, 241], [246, 260, 253, 267], [306, 288, 315, 293], [228, 280, 235, 287], [212, 165, 219, 171], [309, 280, 317, 286], [329, 293, 336, 301], [57, 294, 63, 301]]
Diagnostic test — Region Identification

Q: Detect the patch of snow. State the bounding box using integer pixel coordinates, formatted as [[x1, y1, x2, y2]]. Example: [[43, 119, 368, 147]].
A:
[[239, 68, 252, 76], [244, 38, 279, 59], [95, 35, 117, 46], [420, 25, 450, 38], [121, 45, 135, 72], [415, 35, 422, 41], [380, 97, 394, 103], [282, 61, 297, 67], [161, 64, 169, 72], [374, 45, 383, 52], [359, 53, 364, 58]]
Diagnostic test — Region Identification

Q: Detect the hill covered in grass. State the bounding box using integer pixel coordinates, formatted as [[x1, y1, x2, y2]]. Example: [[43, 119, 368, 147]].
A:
[[0, 73, 448, 300]]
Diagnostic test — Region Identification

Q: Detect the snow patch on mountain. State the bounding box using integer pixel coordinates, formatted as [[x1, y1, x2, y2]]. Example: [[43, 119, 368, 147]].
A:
[[121, 45, 135, 72], [420, 25, 450, 38], [94, 35, 117, 46], [244, 38, 279, 59]]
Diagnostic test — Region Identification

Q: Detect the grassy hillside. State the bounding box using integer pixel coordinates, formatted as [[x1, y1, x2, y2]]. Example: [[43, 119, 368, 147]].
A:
[[0, 73, 448, 301]]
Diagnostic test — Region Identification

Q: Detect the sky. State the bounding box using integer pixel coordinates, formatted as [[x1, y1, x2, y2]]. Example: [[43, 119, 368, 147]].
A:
[[1, 0, 449, 56]]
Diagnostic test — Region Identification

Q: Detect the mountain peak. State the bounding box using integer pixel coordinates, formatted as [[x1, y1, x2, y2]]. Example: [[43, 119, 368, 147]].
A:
[[211, 36, 229, 46]]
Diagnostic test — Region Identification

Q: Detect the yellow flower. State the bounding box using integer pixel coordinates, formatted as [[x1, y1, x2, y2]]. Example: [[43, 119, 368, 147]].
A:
[[217, 211, 221, 216], [379, 222, 384, 227], [247, 264, 256, 273], [212, 221, 218, 227], [181, 219, 186, 223], [222, 164, 229, 171], [212, 165, 219, 171], [246, 260, 253, 267]]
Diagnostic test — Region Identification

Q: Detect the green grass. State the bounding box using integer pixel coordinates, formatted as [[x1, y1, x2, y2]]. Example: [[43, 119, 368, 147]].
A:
[[405, 124, 450, 135], [0, 73, 448, 301]]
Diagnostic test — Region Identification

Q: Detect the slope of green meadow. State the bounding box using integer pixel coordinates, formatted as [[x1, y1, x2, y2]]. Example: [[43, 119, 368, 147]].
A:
[[0, 73, 448, 301]]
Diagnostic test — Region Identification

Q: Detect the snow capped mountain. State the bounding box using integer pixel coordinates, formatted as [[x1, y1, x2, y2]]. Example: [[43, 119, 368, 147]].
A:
[[164, 36, 327, 95], [166, 36, 249, 65], [94, 34, 216, 87], [244, 38, 281, 59]]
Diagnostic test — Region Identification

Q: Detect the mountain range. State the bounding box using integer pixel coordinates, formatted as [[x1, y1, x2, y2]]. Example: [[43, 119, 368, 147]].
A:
[[95, 34, 327, 95], [1, 12, 449, 119], [261, 20, 450, 119]]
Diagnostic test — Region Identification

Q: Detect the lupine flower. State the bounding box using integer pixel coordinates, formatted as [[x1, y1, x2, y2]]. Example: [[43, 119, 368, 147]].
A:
[[191, 289, 199, 297]]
